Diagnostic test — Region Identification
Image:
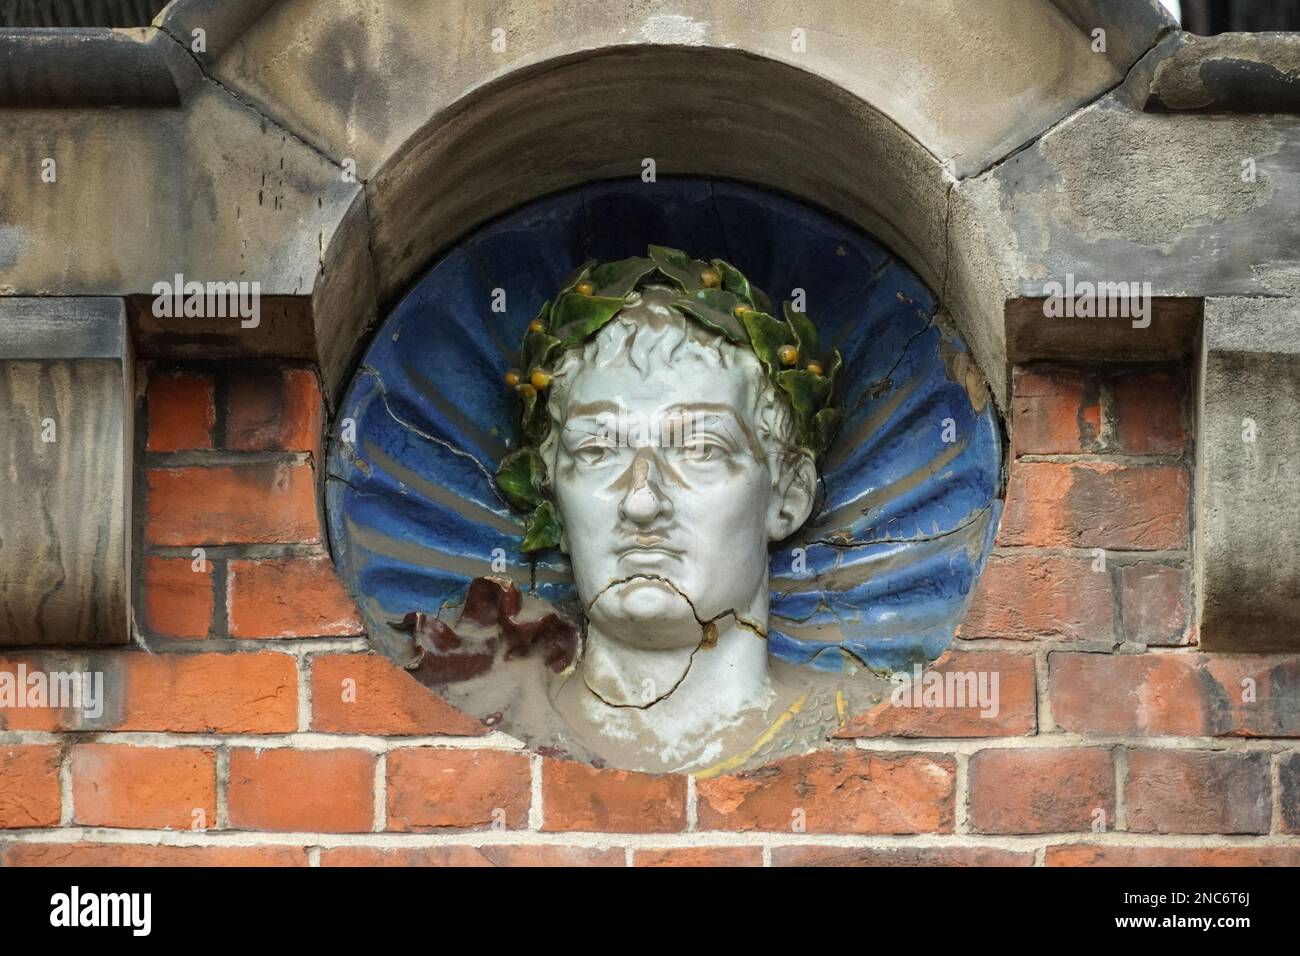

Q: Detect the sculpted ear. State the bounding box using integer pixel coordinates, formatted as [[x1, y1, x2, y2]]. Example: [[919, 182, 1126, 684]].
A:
[[767, 455, 818, 541]]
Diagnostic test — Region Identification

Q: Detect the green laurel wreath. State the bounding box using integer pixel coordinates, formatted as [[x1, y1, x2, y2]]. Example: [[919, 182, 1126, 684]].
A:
[[495, 245, 843, 552]]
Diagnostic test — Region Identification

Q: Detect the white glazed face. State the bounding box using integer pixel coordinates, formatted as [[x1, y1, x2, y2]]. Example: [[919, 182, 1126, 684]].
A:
[[545, 289, 815, 652]]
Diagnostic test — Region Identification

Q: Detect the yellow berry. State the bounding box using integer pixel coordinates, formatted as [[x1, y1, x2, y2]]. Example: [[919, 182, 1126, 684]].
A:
[[806, 360, 824, 375], [504, 369, 520, 387], [778, 345, 799, 367], [518, 383, 536, 398], [530, 370, 552, 390], [700, 269, 721, 288], [528, 319, 545, 333], [733, 304, 749, 319], [575, 280, 595, 296]]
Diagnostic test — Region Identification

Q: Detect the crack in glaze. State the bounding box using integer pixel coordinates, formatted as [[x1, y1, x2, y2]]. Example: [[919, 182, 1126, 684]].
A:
[[581, 635, 707, 711], [359, 364, 507, 506], [578, 573, 769, 709], [807, 503, 994, 549], [583, 572, 768, 639]]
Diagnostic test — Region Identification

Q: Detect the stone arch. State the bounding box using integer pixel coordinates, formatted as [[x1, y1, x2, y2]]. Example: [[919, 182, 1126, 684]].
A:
[[202, 0, 1171, 404]]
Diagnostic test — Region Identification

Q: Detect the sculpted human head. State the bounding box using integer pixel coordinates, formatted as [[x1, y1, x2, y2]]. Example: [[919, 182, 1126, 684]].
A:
[[540, 285, 818, 648], [476, 248, 847, 767]]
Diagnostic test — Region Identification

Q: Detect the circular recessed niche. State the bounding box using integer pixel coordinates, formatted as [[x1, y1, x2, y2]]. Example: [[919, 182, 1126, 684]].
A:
[[326, 177, 1002, 775]]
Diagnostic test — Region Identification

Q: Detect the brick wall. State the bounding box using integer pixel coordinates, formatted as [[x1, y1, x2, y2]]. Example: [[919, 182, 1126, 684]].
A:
[[0, 360, 1296, 867]]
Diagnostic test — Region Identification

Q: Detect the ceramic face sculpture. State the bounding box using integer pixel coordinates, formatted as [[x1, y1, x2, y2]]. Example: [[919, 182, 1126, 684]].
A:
[[543, 286, 818, 764], [494, 247, 842, 770]]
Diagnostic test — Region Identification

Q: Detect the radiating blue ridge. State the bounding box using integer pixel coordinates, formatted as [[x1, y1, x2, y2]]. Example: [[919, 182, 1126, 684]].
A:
[[326, 177, 1003, 672]]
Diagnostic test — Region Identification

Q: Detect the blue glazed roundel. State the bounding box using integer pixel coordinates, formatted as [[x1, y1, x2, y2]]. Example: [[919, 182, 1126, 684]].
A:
[[326, 178, 1002, 675]]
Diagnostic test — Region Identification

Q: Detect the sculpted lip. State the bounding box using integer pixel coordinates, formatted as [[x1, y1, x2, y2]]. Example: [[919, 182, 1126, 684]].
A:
[[616, 534, 683, 556]]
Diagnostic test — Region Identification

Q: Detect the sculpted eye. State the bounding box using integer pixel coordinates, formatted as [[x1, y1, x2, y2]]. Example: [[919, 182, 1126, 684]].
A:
[[573, 443, 615, 466], [681, 440, 727, 463]]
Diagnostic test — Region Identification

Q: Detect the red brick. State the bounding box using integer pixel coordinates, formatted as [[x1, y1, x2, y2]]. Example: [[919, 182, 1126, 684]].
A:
[[310, 653, 484, 737], [2, 843, 308, 866], [142, 556, 214, 639], [228, 748, 374, 832], [120, 652, 299, 733], [386, 749, 531, 831], [968, 748, 1114, 834], [999, 461, 1188, 550], [542, 760, 687, 833], [227, 367, 322, 459], [0, 657, 73, 731], [1, 652, 298, 734], [838, 651, 1036, 738], [633, 847, 763, 867], [1110, 369, 1186, 455], [1047, 844, 1300, 867], [1125, 750, 1270, 835], [0, 745, 60, 828], [71, 745, 215, 830], [696, 751, 954, 834], [146, 462, 320, 546], [1011, 367, 1101, 455], [320, 845, 624, 866], [772, 846, 1034, 866], [227, 556, 362, 639], [147, 371, 214, 452], [1049, 652, 1300, 737], [1120, 563, 1189, 645], [960, 554, 1113, 642]]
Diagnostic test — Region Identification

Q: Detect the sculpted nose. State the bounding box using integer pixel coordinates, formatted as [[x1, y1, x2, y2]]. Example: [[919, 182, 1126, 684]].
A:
[[620, 453, 672, 525]]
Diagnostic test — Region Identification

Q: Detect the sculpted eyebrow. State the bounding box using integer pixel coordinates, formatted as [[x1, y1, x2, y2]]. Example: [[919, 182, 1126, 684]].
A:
[[560, 420, 612, 440], [664, 403, 764, 458], [663, 402, 734, 417], [564, 400, 620, 417], [557, 402, 764, 457]]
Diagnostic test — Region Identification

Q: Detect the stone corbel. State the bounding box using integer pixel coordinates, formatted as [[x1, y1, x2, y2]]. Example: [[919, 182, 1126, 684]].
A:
[[1198, 296, 1300, 651], [0, 298, 132, 645]]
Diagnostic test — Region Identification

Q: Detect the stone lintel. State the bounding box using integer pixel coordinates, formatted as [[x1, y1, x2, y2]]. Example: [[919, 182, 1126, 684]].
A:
[[1135, 31, 1300, 115], [1005, 297, 1202, 365], [0, 27, 198, 106]]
